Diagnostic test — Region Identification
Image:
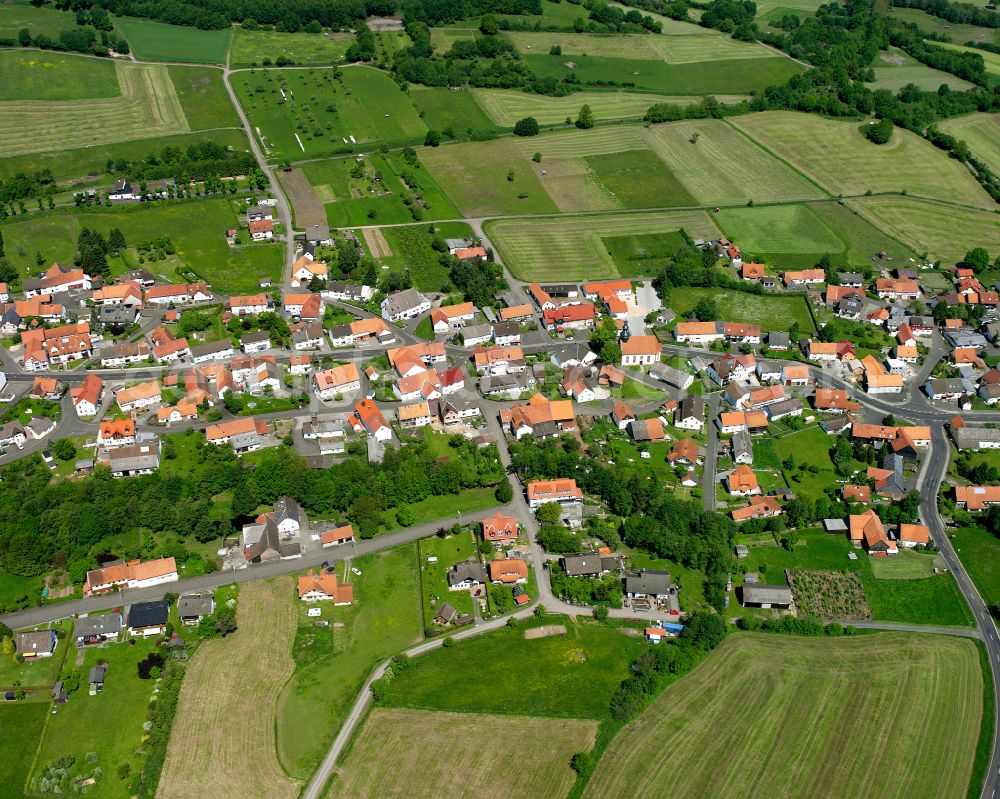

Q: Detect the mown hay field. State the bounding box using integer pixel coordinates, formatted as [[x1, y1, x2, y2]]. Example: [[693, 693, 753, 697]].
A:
[[506, 30, 781, 63], [0, 4, 78, 39], [938, 112, 1000, 175], [230, 28, 355, 67], [0, 61, 189, 157], [848, 197, 1000, 264], [0, 50, 119, 100], [486, 210, 720, 281], [870, 48, 974, 92], [113, 17, 233, 64], [420, 138, 559, 216], [326, 709, 596, 799], [471, 88, 748, 126], [642, 119, 826, 205], [713, 204, 844, 256], [157, 579, 301, 799], [584, 633, 983, 799], [731, 111, 993, 207]]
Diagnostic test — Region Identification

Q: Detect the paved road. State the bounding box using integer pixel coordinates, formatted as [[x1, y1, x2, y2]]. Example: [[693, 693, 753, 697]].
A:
[[0, 506, 503, 629], [843, 620, 982, 638]]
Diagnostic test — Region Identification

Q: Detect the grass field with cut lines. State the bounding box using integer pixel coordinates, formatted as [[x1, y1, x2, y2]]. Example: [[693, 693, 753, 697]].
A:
[[585, 633, 983, 799], [732, 111, 993, 207], [486, 211, 721, 281], [0, 60, 189, 157], [713, 204, 844, 256], [0, 50, 119, 100], [158, 579, 302, 799], [471, 88, 748, 126], [642, 119, 826, 204], [326, 709, 596, 799], [849, 197, 1000, 264], [507, 29, 783, 63], [939, 112, 1000, 174]]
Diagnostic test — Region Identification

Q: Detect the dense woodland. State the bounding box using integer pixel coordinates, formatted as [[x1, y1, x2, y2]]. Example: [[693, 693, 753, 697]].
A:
[[0, 435, 502, 609]]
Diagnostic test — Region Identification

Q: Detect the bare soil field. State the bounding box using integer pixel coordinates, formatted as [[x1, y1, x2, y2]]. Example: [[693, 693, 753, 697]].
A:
[[363, 227, 392, 258], [524, 624, 568, 640], [279, 168, 327, 231], [325, 708, 596, 798], [157, 579, 301, 799]]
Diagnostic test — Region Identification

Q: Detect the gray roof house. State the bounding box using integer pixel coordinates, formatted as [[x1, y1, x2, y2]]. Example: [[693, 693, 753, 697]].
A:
[[560, 554, 621, 577], [381, 288, 430, 322], [649, 363, 693, 390], [75, 614, 123, 644], [178, 593, 215, 625], [447, 559, 487, 589], [623, 570, 673, 599]]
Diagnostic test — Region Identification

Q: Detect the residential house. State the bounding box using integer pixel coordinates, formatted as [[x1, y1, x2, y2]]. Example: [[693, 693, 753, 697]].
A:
[[190, 339, 234, 364], [70, 374, 103, 418], [611, 401, 636, 430], [439, 398, 481, 425], [115, 381, 161, 412], [178, 594, 215, 625], [955, 485, 1000, 511], [16, 630, 57, 658], [431, 302, 476, 333], [725, 464, 760, 496], [99, 340, 150, 367], [381, 288, 430, 322], [206, 417, 267, 454], [849, 510, 897, 555], [783, 268, 825, 288], [731, 495, 783, 522], [898, 524, 930, 548], [83, 557, 178, 596], [106, 441, 161, 477], [241, 331, 271, 353], [227, 294, 269, 316], [562, 554, 622, 577], [492, 321, 521, 347], [501, 394, 576, 440], [320, 525, 356, 546], [526, 478, 583, 509], [674, 394, 706, 431], [543, 303, 597, 332], [629, 418, 666, 442], [290, 255, 328, 287], [293, 321, 326, 351], [398, 401, 433, 429], [814, 388, 858, 413], [298, 570, 354, 604], [127, 600, 170, 636], [447, 559, 488, 591], [488, 558, 529, 585], [666, 438, 701, 466], [74, 614, 122, 645], [354, 398, 392, 441], [313, 363, 361, 399], [482, 511, 518, 547]]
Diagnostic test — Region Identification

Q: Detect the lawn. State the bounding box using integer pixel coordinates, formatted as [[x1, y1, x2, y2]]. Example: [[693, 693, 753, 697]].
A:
[[0, 700, 49, 799], [0, 569, 46, 614], [159, 579, 301, 799], [952, 526, 1000, 610], [113, 16, 233, 63], [0, 59, 189, 159], [939, 113, 1000, 175], [0, 3, 78, 38], [0, 620, 71, 690], [807, 200, 918, 267], [848, 196, 1000, 264], [522, 52, 802, 94], [670, 287, 816, 333], [602, 230, 689, 277], [233, 66, 426, 161], [167, 66, 241, 129], [419, 531, 479, 623], [713, 204, 845, 263], [862, 570, 974, 627], [769, 424, 837, 501], [0, 199, 283, 294], [731, 111, 994, 207], [276, 546, 423, 780], [325, 708, 596, 799], [868, 549, 939, 579], [230, 28, 355, 67], [408, 86, 496, 137], [890, 8, 1000, 47], [485, 210, 720, 281], [380, 487, 499, 534], [0, 128, 251, 183], [0, 50, 119, 101], [470, 88, 734, 127], [584, 632, 983, 799], [29, 634, 162, 797], [642, 118, 826, 205], [379, 616, 646, 719], [870, 47, 975, 92], [419, 137, 558, 217], [585, 149, 696, 208]]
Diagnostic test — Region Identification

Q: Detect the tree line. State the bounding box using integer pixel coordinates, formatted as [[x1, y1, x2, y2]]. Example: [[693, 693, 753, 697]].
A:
[[0, 434, 503, 610]]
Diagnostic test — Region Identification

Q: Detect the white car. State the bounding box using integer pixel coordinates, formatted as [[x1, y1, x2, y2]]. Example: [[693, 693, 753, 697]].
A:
[[351, 567, 361, 576]]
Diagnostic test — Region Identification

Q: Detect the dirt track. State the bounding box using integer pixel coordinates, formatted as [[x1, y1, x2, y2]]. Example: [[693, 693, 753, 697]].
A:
[[278, 168, 328, 231]]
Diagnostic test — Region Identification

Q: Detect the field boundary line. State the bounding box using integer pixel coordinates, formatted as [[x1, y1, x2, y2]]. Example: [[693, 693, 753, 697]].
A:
[[721, 118, 833, 199]]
